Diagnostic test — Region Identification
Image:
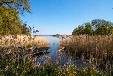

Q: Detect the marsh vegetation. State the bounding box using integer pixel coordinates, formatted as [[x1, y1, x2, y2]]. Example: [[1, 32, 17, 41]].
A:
[[60, 35, 113, 75], [1, 35, 111, 76]]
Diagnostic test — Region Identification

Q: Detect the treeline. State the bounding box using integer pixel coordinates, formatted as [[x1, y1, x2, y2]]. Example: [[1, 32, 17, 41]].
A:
[[72, 19, 113, 35], [0, 6, 30, 35]]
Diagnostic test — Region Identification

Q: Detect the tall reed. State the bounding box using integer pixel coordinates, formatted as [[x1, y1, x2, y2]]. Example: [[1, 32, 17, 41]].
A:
[[60, 35, 113, 74]]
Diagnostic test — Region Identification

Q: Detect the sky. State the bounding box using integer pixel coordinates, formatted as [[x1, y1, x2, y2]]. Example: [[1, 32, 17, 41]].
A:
[[20, 0, 113, 35]]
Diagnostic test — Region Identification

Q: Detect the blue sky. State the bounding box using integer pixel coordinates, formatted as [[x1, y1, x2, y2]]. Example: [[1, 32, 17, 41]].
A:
[[20, 0, 113, 35]]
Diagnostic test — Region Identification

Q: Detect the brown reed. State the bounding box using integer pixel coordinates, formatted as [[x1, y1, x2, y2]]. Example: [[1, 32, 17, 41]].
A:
[[60, 35, 113, 72]]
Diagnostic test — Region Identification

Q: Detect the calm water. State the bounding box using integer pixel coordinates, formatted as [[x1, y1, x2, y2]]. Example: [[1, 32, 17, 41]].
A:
[[36, 36, 59, 64], [46, 36, 59, 62], [36, 36, 86, 67]]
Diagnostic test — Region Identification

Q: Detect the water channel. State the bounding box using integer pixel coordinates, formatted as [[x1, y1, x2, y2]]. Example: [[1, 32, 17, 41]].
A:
[[36, 36, 86, 67]]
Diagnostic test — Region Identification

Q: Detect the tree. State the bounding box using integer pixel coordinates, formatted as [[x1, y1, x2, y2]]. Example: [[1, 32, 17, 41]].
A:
[[0, 0, 31, 13], [72, 25, 84, 35], [72, 19, 113, 35], [108, 26, 113, 34], [94, 25, 108, 35], [91, 19, 112, 30], [0, 6, 30, 35], [83, 22, 93, 35], [72, 23, 93, 35], [92, 19, 113, 35]]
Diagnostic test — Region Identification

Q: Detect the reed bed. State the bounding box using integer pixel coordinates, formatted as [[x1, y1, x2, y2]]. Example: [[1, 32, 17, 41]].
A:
[[0, 35, 50, 48], [0, 47, 107, 76], [60, 35, 113, 74], [0, 35, 113, 75], [0, 35, 50, 76]]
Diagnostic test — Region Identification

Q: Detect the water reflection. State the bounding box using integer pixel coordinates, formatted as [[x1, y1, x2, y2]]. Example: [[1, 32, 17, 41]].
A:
[[35, 36, 89, 67], [35, 36, 74, 66], [36, 36, 59, 64]]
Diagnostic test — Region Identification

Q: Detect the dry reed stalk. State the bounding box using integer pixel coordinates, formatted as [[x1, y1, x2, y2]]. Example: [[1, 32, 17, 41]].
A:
[[60, 35, 113, 71], [0, 35, 50, 48]]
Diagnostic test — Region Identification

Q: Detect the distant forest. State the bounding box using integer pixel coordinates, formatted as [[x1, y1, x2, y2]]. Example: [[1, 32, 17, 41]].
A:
[[72, 19, 113, 35]]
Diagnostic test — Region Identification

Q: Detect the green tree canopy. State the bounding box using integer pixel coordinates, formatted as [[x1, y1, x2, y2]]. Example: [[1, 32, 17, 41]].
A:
[[91, 19, 113, 30], [72, 19, 113, 35], [83, 22, 93, 35], [0, 6, 30, 35], [72, 25, 84, 35], [0, 0, 31, 13]]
